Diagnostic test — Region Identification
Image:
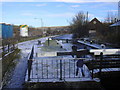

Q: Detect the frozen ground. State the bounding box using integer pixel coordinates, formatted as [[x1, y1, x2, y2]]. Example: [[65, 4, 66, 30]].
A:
[[3, 37, 48, 89], [3, 36, 119, 89], [27, 57, 92, 83], [25, 40, 93, 83]]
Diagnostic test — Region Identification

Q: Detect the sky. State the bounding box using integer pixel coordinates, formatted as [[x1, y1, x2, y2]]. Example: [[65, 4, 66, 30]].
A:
[[0, 0, 119, 27]]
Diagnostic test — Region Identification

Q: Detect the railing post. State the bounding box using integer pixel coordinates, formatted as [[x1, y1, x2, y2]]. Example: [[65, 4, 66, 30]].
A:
[[28, 59, 32, 81], [92, 69, 94, 79], [91, 57, 94, 79], [60, 59, 62, 80], [99, 52, 103, 79]]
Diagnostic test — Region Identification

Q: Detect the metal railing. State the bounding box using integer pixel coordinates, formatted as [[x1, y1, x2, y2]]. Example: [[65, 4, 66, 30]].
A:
[[27, 50, 120, 81], [28, 57, 92, 81], [85, 53, 120, 79], [27, 46, 34, 81]]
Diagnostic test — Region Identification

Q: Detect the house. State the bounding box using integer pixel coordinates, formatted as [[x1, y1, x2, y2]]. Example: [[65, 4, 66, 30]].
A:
[[110, 20, 120, 27], [110, 1, 120, 30], [87, 18, 104, 38]]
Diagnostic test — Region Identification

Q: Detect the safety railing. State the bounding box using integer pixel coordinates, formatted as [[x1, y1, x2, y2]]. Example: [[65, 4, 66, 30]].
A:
[[85, 53, 120, 79], [27, 46, 34, 81], [28, 57, 92, 81]]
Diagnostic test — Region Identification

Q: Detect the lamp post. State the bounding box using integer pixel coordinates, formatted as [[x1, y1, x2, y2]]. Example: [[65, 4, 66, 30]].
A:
[[34, 18, 44, 27]]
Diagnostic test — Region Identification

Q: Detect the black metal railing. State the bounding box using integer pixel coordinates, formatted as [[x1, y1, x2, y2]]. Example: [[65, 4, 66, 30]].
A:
[[85, 53, 120, 79], [27, 46, 34, 81], [29, 57, 91, 81]]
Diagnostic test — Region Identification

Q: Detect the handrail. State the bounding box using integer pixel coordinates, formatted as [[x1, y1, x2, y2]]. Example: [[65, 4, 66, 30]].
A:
[[27, 46, 34, 81], [85, 53, 120, 79]]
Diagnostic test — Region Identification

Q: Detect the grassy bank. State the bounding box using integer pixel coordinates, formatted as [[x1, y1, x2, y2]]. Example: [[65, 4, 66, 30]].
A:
[[2, 49, 20, 77], [2, 49, 20, 87]]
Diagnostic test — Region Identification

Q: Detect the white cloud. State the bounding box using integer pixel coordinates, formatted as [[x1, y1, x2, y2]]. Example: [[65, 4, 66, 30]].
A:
[[71, 5, 80, 7], [55, 0, 119, 3], [56, 4, 65, 7], [1, 0, 34, 2], [46, 12, 74, 17], [105, 10, 118, 12], [21, 12, 36, 16], [35, 3, 47, 7], [1, 0, 119, 2]]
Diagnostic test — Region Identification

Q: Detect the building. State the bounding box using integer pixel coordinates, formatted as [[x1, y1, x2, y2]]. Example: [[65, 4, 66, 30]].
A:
[[20, 25, 28, 37], [110, 1, 120, 27], [88, 18, 104, 38], [0, 23, 13, 39], [118, 1, 120, 20]]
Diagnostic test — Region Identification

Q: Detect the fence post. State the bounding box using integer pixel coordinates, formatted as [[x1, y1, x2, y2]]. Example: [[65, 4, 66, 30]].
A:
[[91, 57, 94, 79], [60, 59, 62, 80], [92, 69, 94, 79], [99, 52, 103, 79], [28, 59, 32, 81]]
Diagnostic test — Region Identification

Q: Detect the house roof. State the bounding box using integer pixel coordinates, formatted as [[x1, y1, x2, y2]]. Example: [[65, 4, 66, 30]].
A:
[[89, 18, 102, 24], [110, 21, 120, 27]]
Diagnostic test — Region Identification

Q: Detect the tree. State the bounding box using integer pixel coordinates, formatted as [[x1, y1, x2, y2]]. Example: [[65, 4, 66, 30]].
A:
[[70, 11, 89, 38], [104, 12, 118, 24], [102, 12, 120, 46]]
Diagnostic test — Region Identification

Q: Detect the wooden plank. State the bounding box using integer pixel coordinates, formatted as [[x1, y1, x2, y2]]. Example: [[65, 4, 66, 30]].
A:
[[57, 49, 91, 56], [90, 49, 120, 55]]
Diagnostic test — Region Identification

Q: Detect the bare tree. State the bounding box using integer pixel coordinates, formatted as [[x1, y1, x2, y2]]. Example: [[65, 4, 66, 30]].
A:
[[70, 11, 89, 38], [104, 12, 118, 24]]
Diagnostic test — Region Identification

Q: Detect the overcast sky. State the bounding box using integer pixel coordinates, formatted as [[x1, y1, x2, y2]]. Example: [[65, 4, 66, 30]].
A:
[[1, 0, 119, 27]]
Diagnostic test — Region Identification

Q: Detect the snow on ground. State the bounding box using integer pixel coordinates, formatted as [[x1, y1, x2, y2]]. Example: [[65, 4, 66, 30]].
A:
[[92, 68, 120, 74], [78, 40, 101, 49], [26, 40, 93, 82], [18, 37, 48, 56], [26, 39, 120, 83], [31, 56, 91, 79], [3, 37, 48, 88], [56, 40, 73, 51]]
